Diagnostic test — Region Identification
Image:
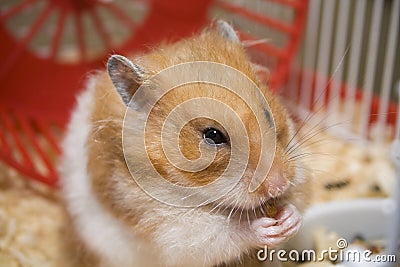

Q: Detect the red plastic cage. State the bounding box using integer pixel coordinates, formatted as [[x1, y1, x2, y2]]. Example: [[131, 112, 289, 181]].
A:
[[0, 0, 309, 186]]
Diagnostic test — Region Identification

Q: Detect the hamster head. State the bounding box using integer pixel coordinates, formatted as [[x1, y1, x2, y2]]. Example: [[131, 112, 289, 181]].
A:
[[107, 21, 305, 214]]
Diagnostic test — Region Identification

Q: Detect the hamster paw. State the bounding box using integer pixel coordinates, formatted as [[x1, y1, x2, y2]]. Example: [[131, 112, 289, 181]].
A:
[[251, 204, 301, 247]]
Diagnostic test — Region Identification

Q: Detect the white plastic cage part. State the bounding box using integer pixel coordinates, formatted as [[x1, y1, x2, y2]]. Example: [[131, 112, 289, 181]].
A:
[[286, 0, 400, 144]]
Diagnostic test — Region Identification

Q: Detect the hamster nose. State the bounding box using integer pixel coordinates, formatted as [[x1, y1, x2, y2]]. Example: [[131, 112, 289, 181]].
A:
[[267, 172, 289, 198]]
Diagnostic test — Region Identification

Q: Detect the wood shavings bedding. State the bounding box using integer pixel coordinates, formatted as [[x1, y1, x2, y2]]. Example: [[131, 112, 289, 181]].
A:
[[0, 163, 64, 267], [305, 130, 396, 204]]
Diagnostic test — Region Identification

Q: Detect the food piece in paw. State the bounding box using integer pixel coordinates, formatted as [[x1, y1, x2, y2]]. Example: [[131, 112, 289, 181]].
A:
[[265, 203, 278, 218]]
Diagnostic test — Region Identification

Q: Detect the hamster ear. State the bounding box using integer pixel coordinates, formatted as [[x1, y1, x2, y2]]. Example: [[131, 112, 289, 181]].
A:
[[107, 55, 145, 106], [215, 20, 239, 43]]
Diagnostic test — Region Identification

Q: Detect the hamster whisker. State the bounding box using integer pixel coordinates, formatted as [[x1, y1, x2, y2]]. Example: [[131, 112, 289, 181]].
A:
[[285, 116, 332, 155], [176, 194, 226, 217], [219, 199, 235, 215], [210, 194, 238, 216], [238, 198, 250, 226], [285, 97, 343, 156], [227, 204, 236, 223], [208, 198, 228, 214], [291, 136, 335, 151], [179, 190, 201, 201], [286, 122, 351, 160], [286, 48, 349, 149], [246, 209, 251, 228], [286, 180, 297, 188], [227, 198, 242, 223], [284, 104, 329, 155], [292, 165, 343, 180], [289, 148, 339, 161], [258, 200, 266, 218], [286, 121, 345, 157], [238, 205, 245, 226], [214, 201, 229, 215], [177, 201, 213, 220], [173, 197, 220, 220], [285, 151, 334, 163], [252, 205, 258, 221], [286, 82, 366, 158], [92, 118, 124, 124], [92, 119, 124, 129], [285, 119, 326, 156], [285, 152, 315, 162]]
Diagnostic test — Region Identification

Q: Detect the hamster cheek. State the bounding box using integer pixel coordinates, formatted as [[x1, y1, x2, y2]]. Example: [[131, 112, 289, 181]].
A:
[[250, 204, 302, 248]]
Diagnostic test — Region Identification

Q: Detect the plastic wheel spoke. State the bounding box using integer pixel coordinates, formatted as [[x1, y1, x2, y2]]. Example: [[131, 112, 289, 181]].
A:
[[99, 2, 136, 30], [74, 13, 86, 61], [265, 0, 304, 9], [16, 113, 55, 176], [20, 2, 54, 50], [0, 0, 39, 21], [50, 9, 68, 58], [0, 111, 34, 169], [35, 119, 62, 154], [0, 120, 11, 155], [89, 8, 111, 49], [215, 0, 295, 35], [0, 2, 54, 79]]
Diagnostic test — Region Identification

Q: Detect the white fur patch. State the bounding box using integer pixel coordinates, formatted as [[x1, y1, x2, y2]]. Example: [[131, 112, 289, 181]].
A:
[[59, 78, 153, 267], [153, 211, 251, 267]]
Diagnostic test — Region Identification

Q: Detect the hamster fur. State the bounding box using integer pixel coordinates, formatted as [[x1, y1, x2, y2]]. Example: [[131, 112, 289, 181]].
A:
[[59, 21, 311, 267]]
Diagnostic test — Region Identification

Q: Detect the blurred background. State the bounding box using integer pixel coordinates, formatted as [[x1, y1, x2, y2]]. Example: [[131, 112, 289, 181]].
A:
[[0, 0, 399, 266]]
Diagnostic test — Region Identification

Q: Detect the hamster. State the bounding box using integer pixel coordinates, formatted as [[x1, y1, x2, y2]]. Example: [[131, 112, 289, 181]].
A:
[[59, 20, 310, 267]]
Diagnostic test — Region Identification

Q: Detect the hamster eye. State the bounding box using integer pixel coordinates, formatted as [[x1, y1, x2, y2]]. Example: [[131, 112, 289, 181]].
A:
[[203, 128, 227, 145]]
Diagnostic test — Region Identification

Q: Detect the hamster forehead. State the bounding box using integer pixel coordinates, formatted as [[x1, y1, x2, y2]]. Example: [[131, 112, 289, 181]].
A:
[[146, 82, 275, 139], [131, 27, 283, 142]]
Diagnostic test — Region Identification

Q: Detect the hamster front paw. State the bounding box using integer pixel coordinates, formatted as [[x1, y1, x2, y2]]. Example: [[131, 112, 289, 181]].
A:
[[251, 204, 301, 247]]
